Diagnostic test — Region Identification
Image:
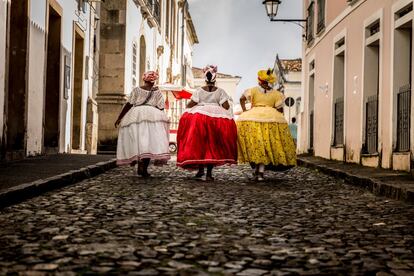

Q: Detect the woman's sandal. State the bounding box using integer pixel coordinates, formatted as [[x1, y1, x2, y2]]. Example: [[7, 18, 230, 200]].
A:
[[137, 162, 145, 176], [194, 171, 205, 179], [256, 173, 265, 182], [141, 171, 151, 178]]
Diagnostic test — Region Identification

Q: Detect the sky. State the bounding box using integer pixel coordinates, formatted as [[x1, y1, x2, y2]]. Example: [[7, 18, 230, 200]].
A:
[[188, 0, 303, 98]]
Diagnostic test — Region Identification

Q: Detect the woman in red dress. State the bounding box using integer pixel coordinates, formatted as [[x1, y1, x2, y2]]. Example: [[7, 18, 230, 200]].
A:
[[177, 65, 237, 181]]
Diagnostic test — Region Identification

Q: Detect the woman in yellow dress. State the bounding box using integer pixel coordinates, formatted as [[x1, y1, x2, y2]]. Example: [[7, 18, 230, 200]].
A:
[[237, 69, 296, 181]]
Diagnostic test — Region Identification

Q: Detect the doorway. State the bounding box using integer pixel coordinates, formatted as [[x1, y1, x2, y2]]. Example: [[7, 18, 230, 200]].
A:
[[71, 26, 84, 151], [44, 4, 62, 153], [5, 0, 29, 159], [333, 38, 346, 147], [393, 23, 412, 153]]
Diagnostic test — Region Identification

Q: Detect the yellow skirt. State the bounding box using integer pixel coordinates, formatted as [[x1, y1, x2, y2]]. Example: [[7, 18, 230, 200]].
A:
[[237, 121, 297, 170]]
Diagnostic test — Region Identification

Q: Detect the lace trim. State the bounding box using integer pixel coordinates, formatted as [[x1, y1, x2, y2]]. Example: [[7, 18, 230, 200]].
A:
[[120, 120, 170, 128], [236, 118, 288, 124], [117, 153, 171, 166], [177, 159, 237, 167], [185, 110, 233, 119]]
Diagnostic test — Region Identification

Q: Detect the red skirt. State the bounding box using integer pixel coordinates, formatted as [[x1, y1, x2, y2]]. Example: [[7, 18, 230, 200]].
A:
[[177, 112, 238, 169]]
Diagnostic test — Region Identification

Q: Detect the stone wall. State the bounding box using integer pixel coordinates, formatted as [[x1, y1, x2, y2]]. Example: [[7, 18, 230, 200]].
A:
[[96, 0, 127, 153]]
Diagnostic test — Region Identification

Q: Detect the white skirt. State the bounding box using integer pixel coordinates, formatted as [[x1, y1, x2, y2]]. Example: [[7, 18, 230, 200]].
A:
[[117, 105, 171, 165]]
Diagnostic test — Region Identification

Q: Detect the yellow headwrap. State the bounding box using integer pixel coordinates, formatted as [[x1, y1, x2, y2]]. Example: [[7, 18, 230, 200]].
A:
[[258, 69, 277, 85]]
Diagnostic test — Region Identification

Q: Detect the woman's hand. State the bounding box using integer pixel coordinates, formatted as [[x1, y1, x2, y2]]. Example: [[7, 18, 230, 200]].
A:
[[114, 119, 121, 128], [240, 95, 247, 112]]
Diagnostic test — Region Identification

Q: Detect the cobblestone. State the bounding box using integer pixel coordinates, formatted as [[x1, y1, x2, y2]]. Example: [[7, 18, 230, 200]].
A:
[[0, 163, 413, 275]]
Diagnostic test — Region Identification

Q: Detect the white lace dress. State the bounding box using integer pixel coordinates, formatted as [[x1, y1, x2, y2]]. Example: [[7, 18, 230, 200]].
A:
[[116, 87, 170, 165]]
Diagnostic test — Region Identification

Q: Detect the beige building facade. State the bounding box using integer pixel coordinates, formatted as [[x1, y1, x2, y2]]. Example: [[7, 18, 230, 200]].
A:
[[299, 0, 414, 173]]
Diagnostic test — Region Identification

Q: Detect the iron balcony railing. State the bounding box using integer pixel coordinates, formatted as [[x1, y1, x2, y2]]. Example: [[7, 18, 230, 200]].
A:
[[309, 110, 314, 150], [307, 2, 315, 44], [397, 84, 411, 152], [145, 0, 161, 25], [364, 95, 378, 154], [153, 0, 160, 25], [317, 0, 325, 33], [334, 97, 344, 146]]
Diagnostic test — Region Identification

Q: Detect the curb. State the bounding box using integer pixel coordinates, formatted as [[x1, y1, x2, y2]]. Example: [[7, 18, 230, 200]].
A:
[[297, 158, 414, 204], [0, 159, 117, 209]]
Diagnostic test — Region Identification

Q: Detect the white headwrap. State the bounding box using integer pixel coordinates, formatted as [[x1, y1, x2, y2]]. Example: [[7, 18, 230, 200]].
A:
[[203, 65, 218, 82]]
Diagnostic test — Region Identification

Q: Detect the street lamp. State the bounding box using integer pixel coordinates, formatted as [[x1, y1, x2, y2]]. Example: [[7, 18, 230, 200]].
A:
[[263, 0, 307, 30], [263, 0, 280, 20]]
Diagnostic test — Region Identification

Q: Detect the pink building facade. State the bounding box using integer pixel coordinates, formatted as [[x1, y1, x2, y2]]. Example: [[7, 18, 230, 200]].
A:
[[299, 0, 414, 173]]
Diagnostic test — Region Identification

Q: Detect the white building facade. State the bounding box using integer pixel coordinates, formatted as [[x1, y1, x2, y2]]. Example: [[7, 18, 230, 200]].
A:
[[274, 56, 303, 125], [0, 0, 100, 160], [97, 0, 198, 152]]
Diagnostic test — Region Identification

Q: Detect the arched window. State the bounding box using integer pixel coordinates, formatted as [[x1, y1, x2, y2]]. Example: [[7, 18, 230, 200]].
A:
[[139, 36, 147, 85], [132, 42, 137, 87]]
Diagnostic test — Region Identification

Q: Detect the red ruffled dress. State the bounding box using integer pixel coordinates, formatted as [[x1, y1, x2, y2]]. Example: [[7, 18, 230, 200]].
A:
[[177, 87, 238, 169]]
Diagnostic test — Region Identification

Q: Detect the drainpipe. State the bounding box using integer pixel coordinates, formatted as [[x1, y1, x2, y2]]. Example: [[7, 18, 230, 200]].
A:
[[180, 0, 187, 87]]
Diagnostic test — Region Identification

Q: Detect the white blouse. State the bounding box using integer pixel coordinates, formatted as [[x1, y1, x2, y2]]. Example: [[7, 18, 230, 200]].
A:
[[128, 87, 165, 110], [191, 87, 230, 106]]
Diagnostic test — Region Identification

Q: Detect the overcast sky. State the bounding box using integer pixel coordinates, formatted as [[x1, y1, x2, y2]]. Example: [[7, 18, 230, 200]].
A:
[[188, 0, 303, 98]]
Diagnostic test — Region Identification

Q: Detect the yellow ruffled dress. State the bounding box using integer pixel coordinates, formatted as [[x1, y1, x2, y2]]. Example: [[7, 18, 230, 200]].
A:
[[237, 87, 296, 170]]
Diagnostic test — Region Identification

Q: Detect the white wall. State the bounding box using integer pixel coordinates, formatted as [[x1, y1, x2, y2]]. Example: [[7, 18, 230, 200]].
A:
[[57, 0, 92, 153], [26, 0, 47, 155], [25, 0, 93, 154], [283, 71, 302, 124], [125, 0, 164, 95], [0, 0, 7, 146]]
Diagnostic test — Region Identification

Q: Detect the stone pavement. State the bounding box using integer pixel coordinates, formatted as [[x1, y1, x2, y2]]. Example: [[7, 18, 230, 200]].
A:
[[298, 156, 414, 203], [0, 154, 116, 192], [0, 163, 413, 275]]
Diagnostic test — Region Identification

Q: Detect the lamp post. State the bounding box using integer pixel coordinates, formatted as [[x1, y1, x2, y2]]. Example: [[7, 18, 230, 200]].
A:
[[263, 0, 307, 34]]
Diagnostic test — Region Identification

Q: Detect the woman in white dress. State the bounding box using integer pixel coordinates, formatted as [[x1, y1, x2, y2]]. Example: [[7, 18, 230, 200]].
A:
[[115, 71, 170, 177]]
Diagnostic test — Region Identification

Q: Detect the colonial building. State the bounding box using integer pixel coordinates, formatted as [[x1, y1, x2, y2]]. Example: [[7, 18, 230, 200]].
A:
[[274, 56, 302, 125], [300, 0, 413, 173], [0, 0, 100, 160], [97, 0, 199, 152]]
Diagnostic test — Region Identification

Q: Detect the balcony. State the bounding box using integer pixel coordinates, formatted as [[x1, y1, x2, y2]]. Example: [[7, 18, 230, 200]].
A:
[[134, 0, 161, 27], [347, 0, 359, 5]]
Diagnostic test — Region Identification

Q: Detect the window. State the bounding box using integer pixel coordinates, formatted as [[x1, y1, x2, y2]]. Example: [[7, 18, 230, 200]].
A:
[[308, 60, 315, 151], [347, 0, 359, 5], [76, 0, 86, 13], [363, 19, 380, 154], [317, 0, 325, 34], [393, 3, 412, 152], [395, 2, 413, 19], [296, 97, 302, 115], [307, 1, 315, 44], [154, 0, 161, 25], [333, 37, 346, 146], [165, 0, 170, 40], [132, 42, 137, 87]]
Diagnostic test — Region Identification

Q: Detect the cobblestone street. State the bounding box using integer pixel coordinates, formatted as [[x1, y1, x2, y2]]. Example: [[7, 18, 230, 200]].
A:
[[0, 164, 413, 276]]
